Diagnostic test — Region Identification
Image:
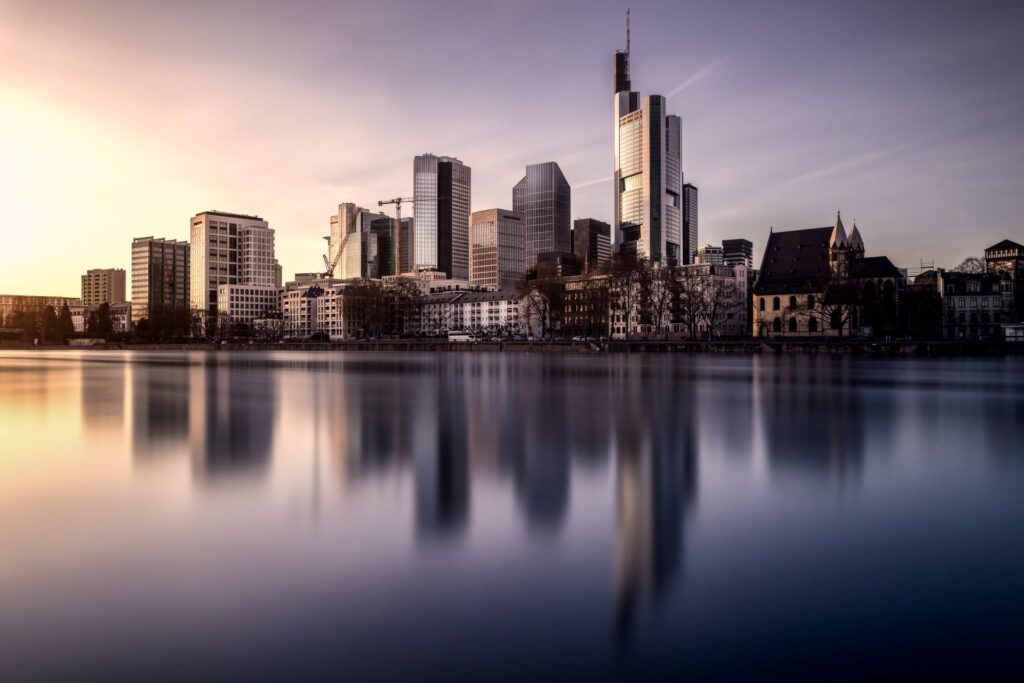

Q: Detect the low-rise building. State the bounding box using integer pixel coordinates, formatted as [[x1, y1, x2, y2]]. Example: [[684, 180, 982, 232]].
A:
[[915, 269, 1014, 340], [216, 284, 282, 328], [0, 295, 82, 328]]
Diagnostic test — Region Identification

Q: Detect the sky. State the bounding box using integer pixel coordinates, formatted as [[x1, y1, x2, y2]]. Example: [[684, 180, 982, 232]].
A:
[[2, 0, 1023, 295]]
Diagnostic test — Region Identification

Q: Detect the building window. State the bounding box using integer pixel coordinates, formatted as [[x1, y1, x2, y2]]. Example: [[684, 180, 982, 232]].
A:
[[772, 296, 780, 311], [789, 296, 797, 309], [808, 317, 818, 333], [759, 298, 765, 312], [772, 318, 781, 333], [788, 318, 797, 333], [807, 294, 815, 309]]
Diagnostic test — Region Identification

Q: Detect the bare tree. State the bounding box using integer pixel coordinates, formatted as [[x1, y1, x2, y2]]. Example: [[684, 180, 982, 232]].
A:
[[647, 264, 677, 339], [673, 267, 707, 339], [605, 252, 644, 339], [701, 279, 741, 339], [953, 257, 985, 274], [811, 274, 861, 337]]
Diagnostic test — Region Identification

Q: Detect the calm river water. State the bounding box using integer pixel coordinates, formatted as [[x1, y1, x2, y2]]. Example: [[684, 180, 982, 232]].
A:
[[1, 351, 1023, 680]]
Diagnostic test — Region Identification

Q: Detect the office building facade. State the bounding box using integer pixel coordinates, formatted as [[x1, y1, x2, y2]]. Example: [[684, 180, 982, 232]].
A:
[[329, 203, 394, 280], [512, 162, 571, 269], [695, 244, 723, 265], [413, 153, 471, 279], [682, 183, 698, 264], [723, 238, 753, 268], [190, 211, 279, 316], [131, 237, 190, 325], [572, 219, 612, 273], [613, 35, 683, 264], [81, 268, 126, 309], [470, 209, 526, 291]]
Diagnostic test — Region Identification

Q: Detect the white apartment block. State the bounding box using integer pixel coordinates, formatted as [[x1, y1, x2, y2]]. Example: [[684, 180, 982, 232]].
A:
[[81, 268, 126, 309], [216, 284, 283, 326], [190, 210, 279, 316]]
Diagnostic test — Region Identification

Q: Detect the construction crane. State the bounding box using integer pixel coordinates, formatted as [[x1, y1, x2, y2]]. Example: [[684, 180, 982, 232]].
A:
[[321, 235, 340, 278], [378, 196, 414, 275]]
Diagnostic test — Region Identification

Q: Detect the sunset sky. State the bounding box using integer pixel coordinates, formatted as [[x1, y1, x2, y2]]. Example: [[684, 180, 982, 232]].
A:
[[2, 0, 1023, 296]]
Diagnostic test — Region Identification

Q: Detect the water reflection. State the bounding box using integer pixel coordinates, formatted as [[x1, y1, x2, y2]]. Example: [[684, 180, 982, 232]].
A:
[[5, 351, 1024, 679]]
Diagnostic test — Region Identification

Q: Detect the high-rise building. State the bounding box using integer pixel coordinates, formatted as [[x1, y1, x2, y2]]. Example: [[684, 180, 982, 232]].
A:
[[413, 154, 471, 279], [399, 217, 414, 275], [512, 162, 571, 269], [695, 244, 723, 265], [682, 183, 698, 264], [329, 203, 394, 280], [81, 268, 126, 309], [190, 211, 279, 316], [131, 237, 190, 326], [723, 238, 753, 268], [613, 21, 683, 265], [572, 218, 612, 273], [470, 209, 525, 291]]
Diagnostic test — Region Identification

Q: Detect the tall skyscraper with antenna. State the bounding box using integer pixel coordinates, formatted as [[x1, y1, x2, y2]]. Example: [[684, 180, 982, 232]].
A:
[[613, 10, 683, 265]]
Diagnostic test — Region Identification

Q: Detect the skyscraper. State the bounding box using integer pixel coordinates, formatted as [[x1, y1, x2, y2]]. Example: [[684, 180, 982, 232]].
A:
[[413, 154, 471, 279], [572, 218, 612, 273], [131, 237, 190, 327], [329, 203, 394, 279], [613, 18, 683, 265], [512, 162, 571, 269], [81, 268, 126, 309], [470, 209, 525, 291], [722, 238, 753, 268], [190, 211, 279, 316], [683, 183, 698, 264]]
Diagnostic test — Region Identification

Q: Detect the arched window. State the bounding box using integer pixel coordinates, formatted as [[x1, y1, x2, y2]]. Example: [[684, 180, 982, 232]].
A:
[[808, 317, 818, 333], [772, 296, 780, 311], [807, 294, 815, 309], [772, 318, 782, 333], [789, 296, 797, 309], [759, 297, 765, 311], [788, 318, 798, 333]]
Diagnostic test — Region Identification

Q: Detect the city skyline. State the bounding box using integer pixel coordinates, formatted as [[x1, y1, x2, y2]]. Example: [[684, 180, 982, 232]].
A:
[[3, 0, 1024, 296]]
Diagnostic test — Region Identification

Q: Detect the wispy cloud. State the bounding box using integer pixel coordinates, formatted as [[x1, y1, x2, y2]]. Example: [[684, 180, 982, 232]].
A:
[[667, 59, 727, 98], [573, 176, 611, 190]]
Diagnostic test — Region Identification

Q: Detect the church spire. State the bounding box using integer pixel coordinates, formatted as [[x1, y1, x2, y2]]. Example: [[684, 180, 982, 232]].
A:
[[830, 211, 848, 249]]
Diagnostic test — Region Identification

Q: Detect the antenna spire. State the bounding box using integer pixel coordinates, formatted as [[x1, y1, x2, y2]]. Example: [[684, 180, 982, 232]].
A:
[[626, 8, 631, 56]]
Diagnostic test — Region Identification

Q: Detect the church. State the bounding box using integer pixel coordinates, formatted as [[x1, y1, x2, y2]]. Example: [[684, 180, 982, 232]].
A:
[[751, 214, 903, 338]]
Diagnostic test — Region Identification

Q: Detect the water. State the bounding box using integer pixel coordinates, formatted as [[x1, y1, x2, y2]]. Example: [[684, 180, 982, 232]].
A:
[[1, 351, 1023, 680]]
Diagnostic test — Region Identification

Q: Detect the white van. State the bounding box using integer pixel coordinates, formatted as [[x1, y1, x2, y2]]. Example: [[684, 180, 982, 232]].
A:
[[447, 330, 475, 342]]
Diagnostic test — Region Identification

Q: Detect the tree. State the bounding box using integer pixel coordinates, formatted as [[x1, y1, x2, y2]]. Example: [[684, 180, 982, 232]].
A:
[[953, 257, 985, 274], [811, 275, 860, 337], [57, 304, 75, 342], [701, 279, 742, 339], [516, 262, 565, 339], [647, 264, 678, 339], [95, 302, 113, 339], [41, 305, 59, 343], [605, 252, 644, 339], [672, 267, 707, 339]]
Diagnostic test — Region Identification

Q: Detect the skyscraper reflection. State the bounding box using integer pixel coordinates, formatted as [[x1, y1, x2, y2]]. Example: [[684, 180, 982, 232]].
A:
[[81, 359, 125, 433], [130, 358, 189, 460], [415, 360, 469, 540], [614, 360, 699, 641], [189, 357, 275, 484]]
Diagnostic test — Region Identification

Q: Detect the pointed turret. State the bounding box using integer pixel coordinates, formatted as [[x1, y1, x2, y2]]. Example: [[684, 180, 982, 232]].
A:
[[848, 222, 864, 252], [829, 211, 848, 249]]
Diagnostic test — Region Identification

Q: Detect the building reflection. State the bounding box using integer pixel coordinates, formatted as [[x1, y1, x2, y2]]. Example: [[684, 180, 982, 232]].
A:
[[414, 360, 469, 540], [614, 360, 699, 641], [81, 360, 125, 433], [130, 359, 189, 459], [189, 358, 275, 483], [758, 358, 866, 486]]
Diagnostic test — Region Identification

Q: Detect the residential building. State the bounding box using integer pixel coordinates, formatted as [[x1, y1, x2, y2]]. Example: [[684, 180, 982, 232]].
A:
[[329, 203, 394, 280], [513, 162, 571, 269], [0, 295, 82, 328], [613, 36, 684, 265], [470, 209, 525, 291], [81, 268, 126, 309], [216, 284, 283, 327], [413, 153, 471, 279], [751, 214, 903, 338], [572, 218, 612, 273], [448, 290, 522, 336], [723, 239, 754, 268], [110, 302, 132, 333], [985, 239, 1024, 322], [695, 244, 723, 265], [914, 269, 1014, 340], [682, 183, 698, 264], [189, 210, 279, 317], [131, 237, 190, 328]]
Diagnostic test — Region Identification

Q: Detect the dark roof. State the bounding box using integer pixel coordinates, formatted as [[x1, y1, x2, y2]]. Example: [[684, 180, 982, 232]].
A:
[[913, 270, 939, 288], [985, 239, 1024, 253], [850, 256, 902, 279], [752, 227, 832, 294]]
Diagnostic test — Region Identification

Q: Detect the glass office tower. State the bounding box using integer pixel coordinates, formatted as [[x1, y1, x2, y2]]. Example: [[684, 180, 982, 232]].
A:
[[413, 154, 471, 279], [512, 161, 571, 271]]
